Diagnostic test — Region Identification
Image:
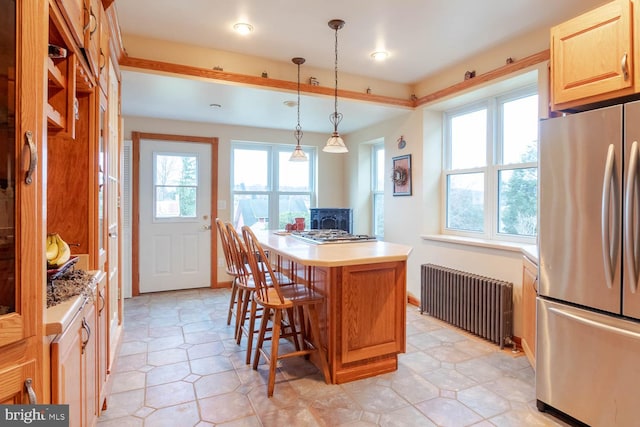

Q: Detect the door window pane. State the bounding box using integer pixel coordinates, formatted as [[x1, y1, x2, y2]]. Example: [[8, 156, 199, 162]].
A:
[[447, 173, 484, 232], [154, 153, 198, 218], [502, 94, 539, 164], [450, 109, 487, 169], [498, 168, 537, 236]]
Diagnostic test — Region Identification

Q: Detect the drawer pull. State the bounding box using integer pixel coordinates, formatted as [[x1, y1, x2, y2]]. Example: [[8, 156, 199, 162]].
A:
[[81, 318, 91, 354], [24, 378, 37, 404], [24, 131, 37, 185]]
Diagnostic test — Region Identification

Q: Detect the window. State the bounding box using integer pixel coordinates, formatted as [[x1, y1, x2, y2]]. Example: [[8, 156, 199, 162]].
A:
[[443, 86, 538, 242], [153, 153, 198, 219], [372, 143, 385, 237], [231, 143, 315, 230]]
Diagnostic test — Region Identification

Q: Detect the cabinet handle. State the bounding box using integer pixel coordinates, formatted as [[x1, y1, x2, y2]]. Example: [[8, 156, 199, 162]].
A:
[[84, 8, 98, 35], [81, 317, 91, 354], [24, 131, 37, 185], [621, 53, 629, 81], [99, 50, 106, 72], [24, 378, 37, 404], [98, 291, 106, 314]]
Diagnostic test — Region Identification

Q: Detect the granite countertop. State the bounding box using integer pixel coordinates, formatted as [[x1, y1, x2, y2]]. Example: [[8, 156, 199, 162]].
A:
[[45, 270, 104, 336]]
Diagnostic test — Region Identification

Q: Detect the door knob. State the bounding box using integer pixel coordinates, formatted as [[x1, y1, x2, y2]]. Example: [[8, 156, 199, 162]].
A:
[[203, 225, 212, 230]]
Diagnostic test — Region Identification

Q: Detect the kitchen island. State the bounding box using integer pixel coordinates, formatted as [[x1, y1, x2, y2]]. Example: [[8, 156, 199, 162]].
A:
[[254, 230, 413, 384]]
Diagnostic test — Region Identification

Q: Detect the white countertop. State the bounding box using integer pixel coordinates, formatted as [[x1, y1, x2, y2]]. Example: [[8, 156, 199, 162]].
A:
[[521, 245, 538, 265], [254, 230, 413, 267]]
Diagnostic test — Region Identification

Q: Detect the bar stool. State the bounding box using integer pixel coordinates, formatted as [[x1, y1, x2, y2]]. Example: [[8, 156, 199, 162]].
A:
[[215, 218, 240, 327], [242, 226, 331, 397], [226, 223, 295, 364]]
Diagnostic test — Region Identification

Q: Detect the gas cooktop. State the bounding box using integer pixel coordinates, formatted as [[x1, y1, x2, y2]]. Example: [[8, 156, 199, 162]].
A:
[[290, 229, 377, 244]]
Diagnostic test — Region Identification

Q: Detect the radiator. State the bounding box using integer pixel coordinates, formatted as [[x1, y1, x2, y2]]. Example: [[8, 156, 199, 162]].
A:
[[420, 264, 513, 349]]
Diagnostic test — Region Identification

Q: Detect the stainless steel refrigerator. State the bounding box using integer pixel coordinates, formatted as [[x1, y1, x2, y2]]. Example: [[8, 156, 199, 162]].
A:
[[537, 100, 640, 427]]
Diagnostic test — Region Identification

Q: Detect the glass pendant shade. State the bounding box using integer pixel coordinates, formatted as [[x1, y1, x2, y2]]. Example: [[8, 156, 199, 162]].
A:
[[289, 144, 308, 161], [324, 19, 348, 154], [324, 132, 348, 153]]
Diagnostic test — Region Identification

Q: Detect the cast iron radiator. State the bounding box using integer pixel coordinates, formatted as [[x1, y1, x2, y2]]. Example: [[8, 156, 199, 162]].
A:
[[420, 263, 513, 349]]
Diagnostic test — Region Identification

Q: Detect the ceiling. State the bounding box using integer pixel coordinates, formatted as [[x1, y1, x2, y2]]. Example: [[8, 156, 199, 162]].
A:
[[116, 0, 608, 134]]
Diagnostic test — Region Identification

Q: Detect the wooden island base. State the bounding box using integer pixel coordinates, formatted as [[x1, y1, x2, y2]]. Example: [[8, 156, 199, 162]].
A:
[[255, 231, 412, 384]]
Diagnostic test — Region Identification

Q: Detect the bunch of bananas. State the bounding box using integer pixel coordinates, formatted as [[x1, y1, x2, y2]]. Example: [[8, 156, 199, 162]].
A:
[[46, 233, 71, 267]]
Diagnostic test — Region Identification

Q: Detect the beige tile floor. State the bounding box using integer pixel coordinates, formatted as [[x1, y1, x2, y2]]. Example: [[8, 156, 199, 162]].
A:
[[97, 288, 571, 427]]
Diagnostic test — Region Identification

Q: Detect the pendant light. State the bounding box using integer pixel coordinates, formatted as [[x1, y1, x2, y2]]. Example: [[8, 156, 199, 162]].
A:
[[324, 19, 348, 153], [289, 57, 308, 161]]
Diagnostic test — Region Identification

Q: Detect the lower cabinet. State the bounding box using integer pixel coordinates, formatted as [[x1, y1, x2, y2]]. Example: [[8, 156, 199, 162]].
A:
[[96, 274, 109, 412], [522, 255, 538, 369], [51, 295, 97, 427]]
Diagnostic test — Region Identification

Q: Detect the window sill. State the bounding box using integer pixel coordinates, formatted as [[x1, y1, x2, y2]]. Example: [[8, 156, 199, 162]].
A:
[[421, 234, 537, 260]]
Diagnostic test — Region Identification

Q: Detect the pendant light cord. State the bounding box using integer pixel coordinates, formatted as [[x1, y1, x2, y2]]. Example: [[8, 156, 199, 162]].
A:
[[330, 23, 342, 131], [296, 61, 302, 141]]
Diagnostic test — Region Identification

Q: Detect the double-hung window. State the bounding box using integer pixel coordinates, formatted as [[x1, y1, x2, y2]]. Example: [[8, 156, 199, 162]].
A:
[[443, 86, 538, 243], [231, 143, 315, 230], [372, 143, 385, 238]]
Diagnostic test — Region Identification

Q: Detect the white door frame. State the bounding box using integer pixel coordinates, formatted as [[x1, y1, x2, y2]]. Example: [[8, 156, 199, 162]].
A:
[[131, 132, 218, 296]]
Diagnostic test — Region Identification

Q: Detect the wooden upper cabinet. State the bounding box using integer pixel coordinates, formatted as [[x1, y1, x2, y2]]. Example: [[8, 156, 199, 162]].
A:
[[84, 0, 101, 78], [551, 0, 637, 111], [54, 0, 85, 49], [54, 0, 102, 78]]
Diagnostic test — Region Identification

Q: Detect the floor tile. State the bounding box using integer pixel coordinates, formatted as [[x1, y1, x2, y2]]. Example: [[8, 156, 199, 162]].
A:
[[97, 287, 569, 427]]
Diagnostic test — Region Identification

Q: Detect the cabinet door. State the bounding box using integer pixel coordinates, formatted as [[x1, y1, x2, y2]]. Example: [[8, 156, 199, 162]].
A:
[[51, 312, 83, 427], [96, 273, 108, 413], [51, 301, 97, 427], [55, 0, 86, 48], [551, 0, 633, 109], [83, 302, 97, 427], [84, 0, 101, 76], [0, 0, 46, 403]]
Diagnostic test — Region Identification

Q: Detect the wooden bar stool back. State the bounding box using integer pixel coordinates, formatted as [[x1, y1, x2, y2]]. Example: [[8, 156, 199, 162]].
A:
[[226, 223, 296, 364], [241, 226, 331, 397], [225, 222, 261, 361], [215, 218, 240, 326]]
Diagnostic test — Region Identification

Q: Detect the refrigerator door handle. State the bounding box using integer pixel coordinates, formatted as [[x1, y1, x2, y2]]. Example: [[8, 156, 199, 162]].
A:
[[625, 140, 640, 293], [548, 306, 640, 340], [602, 144, 617, 289]]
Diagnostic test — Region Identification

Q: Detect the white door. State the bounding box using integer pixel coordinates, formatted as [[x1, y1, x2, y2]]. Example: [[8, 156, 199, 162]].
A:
[[139, 139, 212, 292]]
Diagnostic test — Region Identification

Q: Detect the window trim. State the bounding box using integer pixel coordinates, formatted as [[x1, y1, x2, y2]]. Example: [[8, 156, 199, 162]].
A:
[[441, 85, 538, 244]]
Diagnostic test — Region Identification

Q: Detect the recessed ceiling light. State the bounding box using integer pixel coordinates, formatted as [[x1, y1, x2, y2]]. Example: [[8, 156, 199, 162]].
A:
[[233, 22, 253, 35], [283, 100, 297, 108], [371, 51, 389, 61], [209, 103, 221, 108]]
